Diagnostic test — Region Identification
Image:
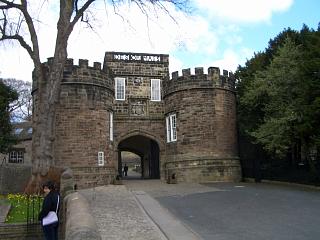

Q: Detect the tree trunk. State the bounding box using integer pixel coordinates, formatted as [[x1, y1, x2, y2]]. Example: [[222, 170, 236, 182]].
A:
[[26, 0, 79, 193], [26, 54, 67, 193]]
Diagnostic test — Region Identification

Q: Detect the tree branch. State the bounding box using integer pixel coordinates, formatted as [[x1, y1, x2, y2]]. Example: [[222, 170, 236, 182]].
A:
[[20, 0, 40, 64], [68, 0, 95, 36], [0, 0, 22, 10], [0, 33, 34, 57], [0, 9, 33, 56], [0, 0, 41, 65]]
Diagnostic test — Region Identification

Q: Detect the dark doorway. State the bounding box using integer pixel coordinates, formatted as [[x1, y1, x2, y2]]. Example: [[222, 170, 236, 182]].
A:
[[118, 135, 160, 179]]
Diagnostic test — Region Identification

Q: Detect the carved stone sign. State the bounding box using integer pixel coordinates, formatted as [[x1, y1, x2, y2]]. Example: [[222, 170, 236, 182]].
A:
[[113, 53, 161, 63], [130, 100, 146, 116]]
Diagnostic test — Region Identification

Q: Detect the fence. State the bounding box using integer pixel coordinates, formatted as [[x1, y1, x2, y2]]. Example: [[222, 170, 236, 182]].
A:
[[26, 195, 42, 225], [0, 195, 43, 240]]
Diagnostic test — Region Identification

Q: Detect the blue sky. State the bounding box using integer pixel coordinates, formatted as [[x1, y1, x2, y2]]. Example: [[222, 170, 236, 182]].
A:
[[175, 0, 320, 73], [0, 0, 319, 81], [236, 0, 319, 55]]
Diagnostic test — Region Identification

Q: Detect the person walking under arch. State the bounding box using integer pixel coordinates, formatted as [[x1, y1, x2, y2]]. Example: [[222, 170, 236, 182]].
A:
[[123, 164, 128, 176]]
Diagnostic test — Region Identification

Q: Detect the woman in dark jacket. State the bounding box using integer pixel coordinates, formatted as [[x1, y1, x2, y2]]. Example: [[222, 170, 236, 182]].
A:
[[38, 181, 60, 240]]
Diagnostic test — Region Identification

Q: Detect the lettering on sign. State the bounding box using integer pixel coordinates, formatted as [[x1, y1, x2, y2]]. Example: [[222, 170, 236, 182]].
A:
[[113, 53, 161, 62], [143, 55, 161, 62]]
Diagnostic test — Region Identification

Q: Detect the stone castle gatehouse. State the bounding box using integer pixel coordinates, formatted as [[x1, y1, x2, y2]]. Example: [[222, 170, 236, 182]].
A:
[[32, 51, 242, 188]]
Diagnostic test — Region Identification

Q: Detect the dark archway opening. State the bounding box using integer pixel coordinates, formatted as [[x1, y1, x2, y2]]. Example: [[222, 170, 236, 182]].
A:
[[118, 135, 160, 179]]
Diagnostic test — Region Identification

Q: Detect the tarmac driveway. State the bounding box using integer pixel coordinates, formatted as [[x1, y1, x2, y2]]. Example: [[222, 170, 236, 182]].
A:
[[151, 182, 320, 240]]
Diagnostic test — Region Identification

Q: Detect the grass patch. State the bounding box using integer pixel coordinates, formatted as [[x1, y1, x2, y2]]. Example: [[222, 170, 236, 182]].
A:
[[2, 194, 43, 223]]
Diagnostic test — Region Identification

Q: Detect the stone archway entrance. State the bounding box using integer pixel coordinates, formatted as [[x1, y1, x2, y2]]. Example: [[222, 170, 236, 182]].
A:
[[118, 135, 160, 179]]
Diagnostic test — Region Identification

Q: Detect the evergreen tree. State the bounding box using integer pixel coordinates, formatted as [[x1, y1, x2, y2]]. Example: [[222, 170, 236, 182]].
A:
[[0, 80, 18, 153], [236, 24, 320, 182], [245, 37, 303, 157]]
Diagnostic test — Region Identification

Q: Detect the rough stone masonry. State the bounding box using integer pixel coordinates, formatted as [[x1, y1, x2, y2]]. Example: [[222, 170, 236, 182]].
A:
[[32, 51, 242, 188]]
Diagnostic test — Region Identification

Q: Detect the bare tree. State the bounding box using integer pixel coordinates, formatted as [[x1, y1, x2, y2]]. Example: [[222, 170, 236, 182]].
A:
[[2, 78, 32, 121], [0, 0, 189, 191]]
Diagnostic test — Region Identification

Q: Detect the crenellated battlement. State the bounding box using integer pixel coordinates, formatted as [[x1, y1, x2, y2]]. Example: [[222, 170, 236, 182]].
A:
[[41, 57, 114, 91], [33, 58, 110, 92], [164, 67, 235, 97], [45, 57, 104, 71], [170, 66, 234, 80]]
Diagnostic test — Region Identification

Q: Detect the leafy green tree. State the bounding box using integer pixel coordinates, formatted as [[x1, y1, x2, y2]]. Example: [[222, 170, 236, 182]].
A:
[[236, 51, 269, 135], [237, 25, 320, 181], [265, 27, 300, 61], [244, 38, 302, 155], [236, 28, 301, 137], [0, 80, 18, 153], [298, 24, 320, 172]]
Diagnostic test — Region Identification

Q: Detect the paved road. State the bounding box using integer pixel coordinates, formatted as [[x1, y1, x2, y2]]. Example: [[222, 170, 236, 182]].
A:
[[81, 179, 320, 240], [152, 182, 320, 240]]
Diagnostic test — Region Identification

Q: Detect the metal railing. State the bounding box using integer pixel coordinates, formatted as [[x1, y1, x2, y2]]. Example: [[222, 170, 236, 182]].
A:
[[26, 195, 42, 225]]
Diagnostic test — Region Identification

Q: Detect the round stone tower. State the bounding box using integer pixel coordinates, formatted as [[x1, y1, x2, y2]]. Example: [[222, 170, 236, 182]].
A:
[[163, 67, 241, 182], [32, 58, 115, 188]]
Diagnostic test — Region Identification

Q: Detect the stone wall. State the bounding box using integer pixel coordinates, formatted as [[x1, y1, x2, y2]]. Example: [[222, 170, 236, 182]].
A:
[[0, 223, 43, 240], [213, 89, 238, 157], [0, 165, 31, 194], [64, 192, 101, 240], [72, 167, 116, 189], [163, 67, 241, 182], [32, 59, 116, 188], [104, 51, 168, 118]]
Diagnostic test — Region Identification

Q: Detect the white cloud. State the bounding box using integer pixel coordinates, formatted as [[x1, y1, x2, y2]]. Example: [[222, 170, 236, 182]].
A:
[[174, 15, 219, 55], [205, 47, 254, 72], [67, 2, 220, 61], [0, 1, 262, 82], [194, 0, 293, 23], [1, 1, 222, 81]]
